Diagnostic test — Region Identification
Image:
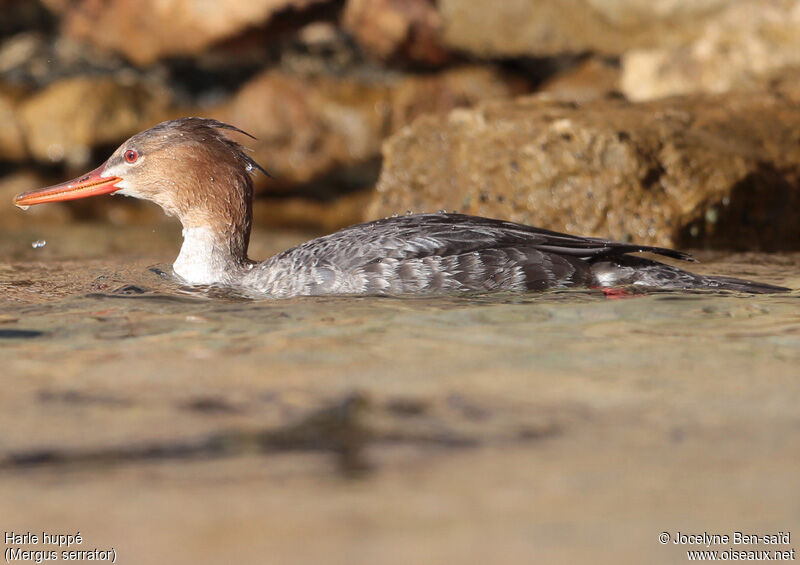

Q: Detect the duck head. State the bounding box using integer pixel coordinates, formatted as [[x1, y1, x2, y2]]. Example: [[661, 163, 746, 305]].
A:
[[14, 117, 267, 284]]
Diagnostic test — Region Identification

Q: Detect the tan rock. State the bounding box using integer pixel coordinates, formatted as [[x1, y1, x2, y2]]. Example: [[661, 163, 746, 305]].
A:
[[217, 69, 385, 191], [44, 0, 331, 66], [342, 0, 449, 65], [439, 0, 730, 58], [0, 32, 42, 74], [0, 84, 26, 161], [369, 83, 800, 251], [17, 76, 172, 168], [216, 66, 527, 193], [622, 0, 800, 101]]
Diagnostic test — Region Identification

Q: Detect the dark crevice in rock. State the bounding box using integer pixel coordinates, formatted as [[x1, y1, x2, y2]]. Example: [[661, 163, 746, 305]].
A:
[[0, 160, 22, 177], [677, 164, 800, 251], [641, 163, 666, 192], [258, 157, 382, 202], [0, 0, 55, 39], [0, 33, 135, 90], [161, 1, 351, 102], [497, 53, 615, 89]]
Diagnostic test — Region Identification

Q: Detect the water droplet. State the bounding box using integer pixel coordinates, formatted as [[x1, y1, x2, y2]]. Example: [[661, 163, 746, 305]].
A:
[[245, 163, 254, 172], [31, 240, 46, 249], [391, 213, 399, 218], [17, 205, 30, 211], [406, 209, 413, 215], [438, 209, 447, 214]]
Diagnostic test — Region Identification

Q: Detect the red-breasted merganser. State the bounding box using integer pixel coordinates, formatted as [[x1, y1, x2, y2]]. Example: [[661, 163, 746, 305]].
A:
[[13, 118, 788, 297]]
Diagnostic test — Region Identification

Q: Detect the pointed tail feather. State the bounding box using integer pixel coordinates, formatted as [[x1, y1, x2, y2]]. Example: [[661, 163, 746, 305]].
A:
[[697, 275, 790, 294], [590, 257, 790, 294]]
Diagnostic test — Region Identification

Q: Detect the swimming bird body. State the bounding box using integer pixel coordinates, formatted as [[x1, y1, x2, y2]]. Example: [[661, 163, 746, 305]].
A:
[[13, 118, 788, 297]]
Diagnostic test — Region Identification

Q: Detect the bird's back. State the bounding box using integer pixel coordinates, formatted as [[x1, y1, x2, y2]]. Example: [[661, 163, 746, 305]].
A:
[[240, 213, 691, 297]]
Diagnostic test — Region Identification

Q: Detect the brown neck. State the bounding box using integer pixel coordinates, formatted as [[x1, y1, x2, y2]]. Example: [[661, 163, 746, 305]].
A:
[[171, 165, 255, 285]]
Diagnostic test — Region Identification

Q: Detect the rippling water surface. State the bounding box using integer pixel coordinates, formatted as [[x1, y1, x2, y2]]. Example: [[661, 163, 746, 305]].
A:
[[1, 224, 799, 564], [3, 224, 798, 381]]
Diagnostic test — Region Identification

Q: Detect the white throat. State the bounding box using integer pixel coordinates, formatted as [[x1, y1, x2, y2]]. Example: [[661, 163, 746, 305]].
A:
[[173, 226, 235, 285]]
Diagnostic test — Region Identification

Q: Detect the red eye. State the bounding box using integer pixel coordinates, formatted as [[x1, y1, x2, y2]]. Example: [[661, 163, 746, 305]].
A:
[[124, 149, 138, 163]]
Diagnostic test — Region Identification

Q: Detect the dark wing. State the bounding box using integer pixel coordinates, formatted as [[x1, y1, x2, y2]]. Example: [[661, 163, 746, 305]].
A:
[[244, 213, 790, 297], [273, 213, 694, 268], [247, 213, 694, 296]]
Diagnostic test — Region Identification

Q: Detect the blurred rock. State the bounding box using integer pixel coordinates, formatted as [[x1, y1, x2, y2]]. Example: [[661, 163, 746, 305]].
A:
[[369, 81, 800, 251], [0, 31, 136, 90], [439, 0, 730, 58], [387, 66, 527, 131], [254, 190, 374, 233], [538, 58, 620, 103], [342, 0, 449, 65], [622, 0, 800, 101], [280, 24, 366, 83], [17, 76, 173, 168], [0, 33, 43, 74], [0, 84, 26, 161], [216, 66, 527, 193], [0, 0, 54, 38], [0, 171, 73, 228], [44, 0, 333, 66]]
